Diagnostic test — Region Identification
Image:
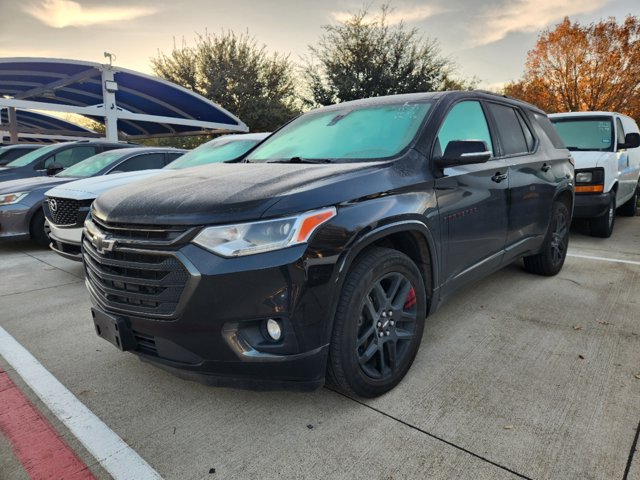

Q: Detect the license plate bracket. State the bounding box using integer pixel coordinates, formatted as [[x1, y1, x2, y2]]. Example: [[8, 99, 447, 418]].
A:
[[91, 308, 136, 351]]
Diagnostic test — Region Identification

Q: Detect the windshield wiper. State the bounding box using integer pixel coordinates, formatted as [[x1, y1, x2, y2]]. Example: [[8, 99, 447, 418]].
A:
[[268, 157, 332, 164]]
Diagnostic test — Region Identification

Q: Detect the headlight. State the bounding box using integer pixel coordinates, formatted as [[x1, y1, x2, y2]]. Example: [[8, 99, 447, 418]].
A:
[[575, 172, 593, 183], [0, 192, 28, 206], [193, 207, 336, 257]]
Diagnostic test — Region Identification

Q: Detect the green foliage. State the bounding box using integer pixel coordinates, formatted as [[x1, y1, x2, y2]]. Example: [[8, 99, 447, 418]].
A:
[[151, 32, 301, 132], [304, 5, 469, 106]]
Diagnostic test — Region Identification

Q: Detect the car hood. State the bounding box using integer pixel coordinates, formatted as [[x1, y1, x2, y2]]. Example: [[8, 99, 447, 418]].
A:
[[46, 169, 166, 201], [0, 175, 70, 194], [92, 159, 411, 226], [570, 151, 612, 169]]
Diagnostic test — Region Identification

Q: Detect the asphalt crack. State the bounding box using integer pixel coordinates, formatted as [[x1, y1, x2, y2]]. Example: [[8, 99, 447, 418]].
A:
[[325, 386, 533, 480]]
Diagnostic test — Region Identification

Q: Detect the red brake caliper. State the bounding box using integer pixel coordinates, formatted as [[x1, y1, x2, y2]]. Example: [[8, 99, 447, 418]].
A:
[[403, 287, 416, 310]]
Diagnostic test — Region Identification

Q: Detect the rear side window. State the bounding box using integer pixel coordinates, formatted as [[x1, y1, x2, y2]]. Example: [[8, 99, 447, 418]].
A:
[[534, 113, 567, 150], [437, 101, 493, 156], [46, 146, 97, 168], [114, 153, 167, 172], [487, 103, 530, 155]]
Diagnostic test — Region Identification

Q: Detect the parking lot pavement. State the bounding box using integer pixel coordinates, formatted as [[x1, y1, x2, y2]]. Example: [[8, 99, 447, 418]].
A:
[[1, 216, 639, 480]]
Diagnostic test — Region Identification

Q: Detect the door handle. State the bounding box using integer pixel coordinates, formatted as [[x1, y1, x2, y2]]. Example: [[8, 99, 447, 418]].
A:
[[491, 172, 508, 183], [541, 163, 551, 172]]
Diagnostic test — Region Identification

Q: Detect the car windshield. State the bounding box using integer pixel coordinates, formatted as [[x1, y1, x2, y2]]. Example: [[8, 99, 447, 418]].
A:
[[56, 150, 129, 178], [247, 102, 432, 163], [551, 117, 614, 152], [5, 143, 61, 167], [166, 138, 261, 169]]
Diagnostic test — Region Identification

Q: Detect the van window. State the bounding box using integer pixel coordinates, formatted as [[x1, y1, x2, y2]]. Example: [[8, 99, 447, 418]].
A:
[[616, 118, 626, 148], [550, 117, 613, 152]]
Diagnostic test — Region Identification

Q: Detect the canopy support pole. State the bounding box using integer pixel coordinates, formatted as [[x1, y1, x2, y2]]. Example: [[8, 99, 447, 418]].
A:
[[101, 67, 119, 142], [8, 107, 18, 144]]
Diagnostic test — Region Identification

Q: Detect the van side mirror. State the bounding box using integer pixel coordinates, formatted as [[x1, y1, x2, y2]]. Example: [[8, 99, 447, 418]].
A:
[[621, 132, 640, 150], [436, 140, 491, 169], [46, 162, 64, 176]]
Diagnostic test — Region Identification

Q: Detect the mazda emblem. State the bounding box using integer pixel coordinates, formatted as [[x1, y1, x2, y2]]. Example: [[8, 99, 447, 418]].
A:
[[49, 198, 58, 212]]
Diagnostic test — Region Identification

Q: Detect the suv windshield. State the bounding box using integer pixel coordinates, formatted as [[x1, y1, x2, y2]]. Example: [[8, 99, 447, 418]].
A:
[[5, 143, 61, 168], [56, 150, 127, 178], [551, 117, 614, 152], [247, 102, 432, 162], [167, 138, 261, 169]]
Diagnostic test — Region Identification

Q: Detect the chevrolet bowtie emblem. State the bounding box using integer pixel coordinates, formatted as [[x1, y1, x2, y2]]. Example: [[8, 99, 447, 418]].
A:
[[91, 231, 116, 254]]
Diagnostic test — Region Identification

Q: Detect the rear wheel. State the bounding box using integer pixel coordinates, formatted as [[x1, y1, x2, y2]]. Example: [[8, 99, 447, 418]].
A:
[[524, 201, 570, 276], [30, 209, 50, 248], [589, 194, 615, 238], [327, 247, 427, 397], [617, 184, 638, 217]]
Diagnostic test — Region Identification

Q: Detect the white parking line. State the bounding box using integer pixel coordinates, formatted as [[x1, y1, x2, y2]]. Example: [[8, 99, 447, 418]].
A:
[[567, 252, 640, 266], [0, 327, 162, 480]]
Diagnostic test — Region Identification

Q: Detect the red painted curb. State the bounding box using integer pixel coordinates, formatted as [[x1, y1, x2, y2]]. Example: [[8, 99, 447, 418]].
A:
[[0, 369, 96, 480]]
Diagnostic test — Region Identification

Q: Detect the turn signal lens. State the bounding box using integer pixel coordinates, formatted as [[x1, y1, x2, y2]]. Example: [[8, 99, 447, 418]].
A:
[[575, 185, 604, 193]]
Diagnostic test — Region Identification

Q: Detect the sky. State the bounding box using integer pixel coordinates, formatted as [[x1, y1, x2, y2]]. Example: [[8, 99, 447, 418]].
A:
[[1, 0, 639, 90]]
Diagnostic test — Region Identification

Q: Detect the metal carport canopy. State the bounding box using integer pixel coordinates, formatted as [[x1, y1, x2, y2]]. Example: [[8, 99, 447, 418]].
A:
[[0, 57, 248, 142], [1, 108, 98, 143]]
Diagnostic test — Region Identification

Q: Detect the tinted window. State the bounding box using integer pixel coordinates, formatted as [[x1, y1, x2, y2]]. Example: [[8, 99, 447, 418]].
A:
[[57, 150, 129, 178], [248, 102, 432, 162], [166, 152, 184, 163], [6, 143, 61, 167], [0, 147, 38, 163], [46, 146, 97, 168], [437, 101, 493, 156], [114, 153, 167, 172], [487, 103, 529, 156], [535, 114, 567, 149], [550, 116, 613, 151], [517, 111, 535, 151]]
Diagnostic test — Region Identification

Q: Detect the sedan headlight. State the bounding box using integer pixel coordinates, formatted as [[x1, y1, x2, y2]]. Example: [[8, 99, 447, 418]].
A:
[[0, 192, 28, 206], [193, 207, 336, 257]]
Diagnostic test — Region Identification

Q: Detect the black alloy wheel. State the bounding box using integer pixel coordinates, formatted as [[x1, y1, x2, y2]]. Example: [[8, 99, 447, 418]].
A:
[[524, 201, 570, 276], [327, 247, 427, 397]]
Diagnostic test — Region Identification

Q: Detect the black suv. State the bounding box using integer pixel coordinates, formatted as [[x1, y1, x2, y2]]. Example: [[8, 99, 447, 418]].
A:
[[84, 91, 574, 397], [0, 140, 135, 181]]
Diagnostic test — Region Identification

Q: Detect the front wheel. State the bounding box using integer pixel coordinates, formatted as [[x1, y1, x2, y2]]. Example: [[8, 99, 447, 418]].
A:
[[30, 209, 50, 248], [524, 201, 570, 276], [589, 194, 615, 238], [327, 247, 427, 397]]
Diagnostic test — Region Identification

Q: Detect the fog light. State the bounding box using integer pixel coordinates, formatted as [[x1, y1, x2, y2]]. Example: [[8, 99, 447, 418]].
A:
[[266, 318, 282, 341]]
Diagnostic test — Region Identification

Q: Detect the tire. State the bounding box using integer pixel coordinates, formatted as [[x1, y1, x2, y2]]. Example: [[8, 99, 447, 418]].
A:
[[327, 247, 427, 397], [589, 193, 616, 238], [30, 209, 50, 248], [617, 184, 638, 217], [524, 201, 570, 276]]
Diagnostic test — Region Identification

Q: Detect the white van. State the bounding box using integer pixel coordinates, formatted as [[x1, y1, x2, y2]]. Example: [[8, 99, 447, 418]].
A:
[[550, 112, 640, 237]]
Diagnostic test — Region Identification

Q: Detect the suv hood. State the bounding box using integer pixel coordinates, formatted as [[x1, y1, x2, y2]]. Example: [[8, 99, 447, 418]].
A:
[[0, 175, 69, 195], [570, 151, 611, 169], [92, 160, 403, 226], [46, 169, 165, 201]]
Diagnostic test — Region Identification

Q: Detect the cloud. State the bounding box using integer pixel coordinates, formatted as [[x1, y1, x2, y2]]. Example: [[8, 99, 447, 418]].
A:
[[472, 0, 610, 46], [24, 0, 157, 28], [330, 5, 442, 26]]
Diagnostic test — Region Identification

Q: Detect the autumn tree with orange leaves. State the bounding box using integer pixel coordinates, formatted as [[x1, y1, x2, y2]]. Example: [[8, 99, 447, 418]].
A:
[[504, 16, 640, 123]]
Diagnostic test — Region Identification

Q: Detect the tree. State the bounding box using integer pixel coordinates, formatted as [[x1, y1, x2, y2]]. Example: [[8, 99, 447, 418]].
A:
[[151, 32, 301, 132], [304, 5, 472, 106], [504, 16, 640, 123]]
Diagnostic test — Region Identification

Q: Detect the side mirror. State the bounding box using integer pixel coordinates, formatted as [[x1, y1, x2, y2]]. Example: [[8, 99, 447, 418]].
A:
[[46, 162, 64, 176], [436, 140, 491, 169], [620, 132, 640, 150]]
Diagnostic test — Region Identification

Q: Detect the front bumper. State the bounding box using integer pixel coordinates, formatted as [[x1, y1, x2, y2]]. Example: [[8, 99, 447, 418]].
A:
[[48, 223, 83, 261], [84, 238, 339, 390], [573, 192, 611, 219], [0, 203, 31, 241]]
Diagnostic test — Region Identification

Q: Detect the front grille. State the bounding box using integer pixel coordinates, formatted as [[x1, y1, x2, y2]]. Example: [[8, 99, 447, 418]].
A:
[[83, 218, 193, 319], [48, 197, 92, 226]]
